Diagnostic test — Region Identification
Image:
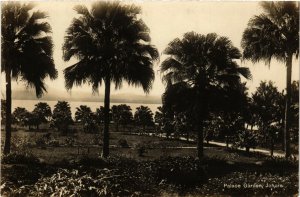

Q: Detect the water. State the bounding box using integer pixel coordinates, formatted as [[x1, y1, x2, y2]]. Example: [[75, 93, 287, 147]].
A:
[[12, 99, 161, 117]]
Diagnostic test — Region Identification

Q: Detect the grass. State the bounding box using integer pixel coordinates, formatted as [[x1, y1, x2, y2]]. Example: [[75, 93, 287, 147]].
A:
[[1, 129, 274, 164]]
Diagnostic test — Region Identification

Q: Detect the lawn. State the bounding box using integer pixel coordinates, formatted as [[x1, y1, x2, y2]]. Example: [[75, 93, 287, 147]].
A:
[[1, 130, 272, 163]]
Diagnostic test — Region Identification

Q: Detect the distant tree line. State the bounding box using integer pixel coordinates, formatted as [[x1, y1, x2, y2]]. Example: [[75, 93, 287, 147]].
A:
[[1, 101, 155, 134]]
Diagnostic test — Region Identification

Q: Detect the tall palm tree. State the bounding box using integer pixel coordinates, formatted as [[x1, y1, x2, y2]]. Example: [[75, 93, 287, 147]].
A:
[[1, 2, 57, 154], [161, 32, 251, 158], [241, 2, 299, 158], [63, 2, 158, 157]]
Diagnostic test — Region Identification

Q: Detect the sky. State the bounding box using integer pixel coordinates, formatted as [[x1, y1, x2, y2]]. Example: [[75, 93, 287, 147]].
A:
[[2, 1, 299, 99]]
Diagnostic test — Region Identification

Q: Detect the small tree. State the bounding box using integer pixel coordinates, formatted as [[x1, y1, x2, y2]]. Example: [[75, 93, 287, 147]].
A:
[[233, 129, 258, 155], [23, 112, 39, 130], [174, 112, 193, 141], [51, 101, 73, 134], [134, 106, 154, 133], [75, 105, 97, 133], [252, 81, 282, 156], [13, 107, 29, 126], [119, 105, 133, 132], [154, 107, 164, 133], [32, 102, 52, 129], [111, 104, 133, 132]]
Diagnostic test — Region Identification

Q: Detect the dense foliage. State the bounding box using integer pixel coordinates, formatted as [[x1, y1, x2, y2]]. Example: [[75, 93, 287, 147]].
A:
[[241, 1, 299, 158], [50, 101, 73, 134], [32, 102, 52, 129], [111, 104, 133, 132], [75, 105, 98, 133], [134, 106, 154, 132], [1, 155, 298, 197], [161, 32, 251, 157]]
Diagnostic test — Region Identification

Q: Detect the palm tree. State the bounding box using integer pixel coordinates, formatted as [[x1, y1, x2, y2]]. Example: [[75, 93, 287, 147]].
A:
[[75, 105, 93, 123], [161, 32, 251, 158], [241, 2, 299, 158], [134, 106, 154, 133], [75, 105, 97, 133], [63, 2, 158, 157], [252, 81, 282, 156], [33, 102, 52, 125], [50, 101, 73, 134], [1, 2, 57, 154]]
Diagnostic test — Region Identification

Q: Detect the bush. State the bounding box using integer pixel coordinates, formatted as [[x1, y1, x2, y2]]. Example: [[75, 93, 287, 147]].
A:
[[153, 157, 208, 186], [48, 140, 60, 147], [65, 137, 75, 146], [35, 137, 47, 147], [76, 156, 108, 168], [13, 166, 157, 197], [135, 143, 147, 156], [118, 138, 129, 148], [92, 134, 102, 145], [2, 153, 40, 165], [263, 157, 298, 172], [1, 155, 298, 197]]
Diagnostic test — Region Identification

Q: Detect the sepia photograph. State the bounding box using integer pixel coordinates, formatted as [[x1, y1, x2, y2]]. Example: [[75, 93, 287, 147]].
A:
[[0, 1, 299, 196]]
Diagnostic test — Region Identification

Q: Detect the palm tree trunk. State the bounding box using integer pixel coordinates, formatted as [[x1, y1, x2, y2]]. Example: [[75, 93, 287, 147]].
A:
[[102, 77, 111, 158], [281, 119, 285, 151], [284, 54, 292, 158], [197, 118, 204, 158], [4, 68, 12, 155]]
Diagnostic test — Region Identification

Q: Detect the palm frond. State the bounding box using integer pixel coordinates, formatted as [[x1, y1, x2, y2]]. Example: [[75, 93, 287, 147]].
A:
[[63, 1, 157, 94], [1, 2, 57, 97], [242, 2, 299, 64]]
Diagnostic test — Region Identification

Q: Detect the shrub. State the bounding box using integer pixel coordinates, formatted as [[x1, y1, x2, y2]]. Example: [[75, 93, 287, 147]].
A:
[[35, 137, 47, 147], [263, 157, 298, 172], [48, 140, 60, 147], [2, 153, 40, 165], [154, 157, 208, 186], [135, 143, 147, 156], [65, 137, 75, 146], [118, 138, 129, 148], [14, 166, 157, 197], [92, 134, 102, 145], [76, 156, 108, 168]]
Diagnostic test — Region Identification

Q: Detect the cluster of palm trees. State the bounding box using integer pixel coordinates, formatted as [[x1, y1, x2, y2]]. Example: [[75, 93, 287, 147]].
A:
[[11, 102, 52, 130], [4, 101, 155, 135], [2, 2, 298, 158], [75, 104, 154, 133]]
